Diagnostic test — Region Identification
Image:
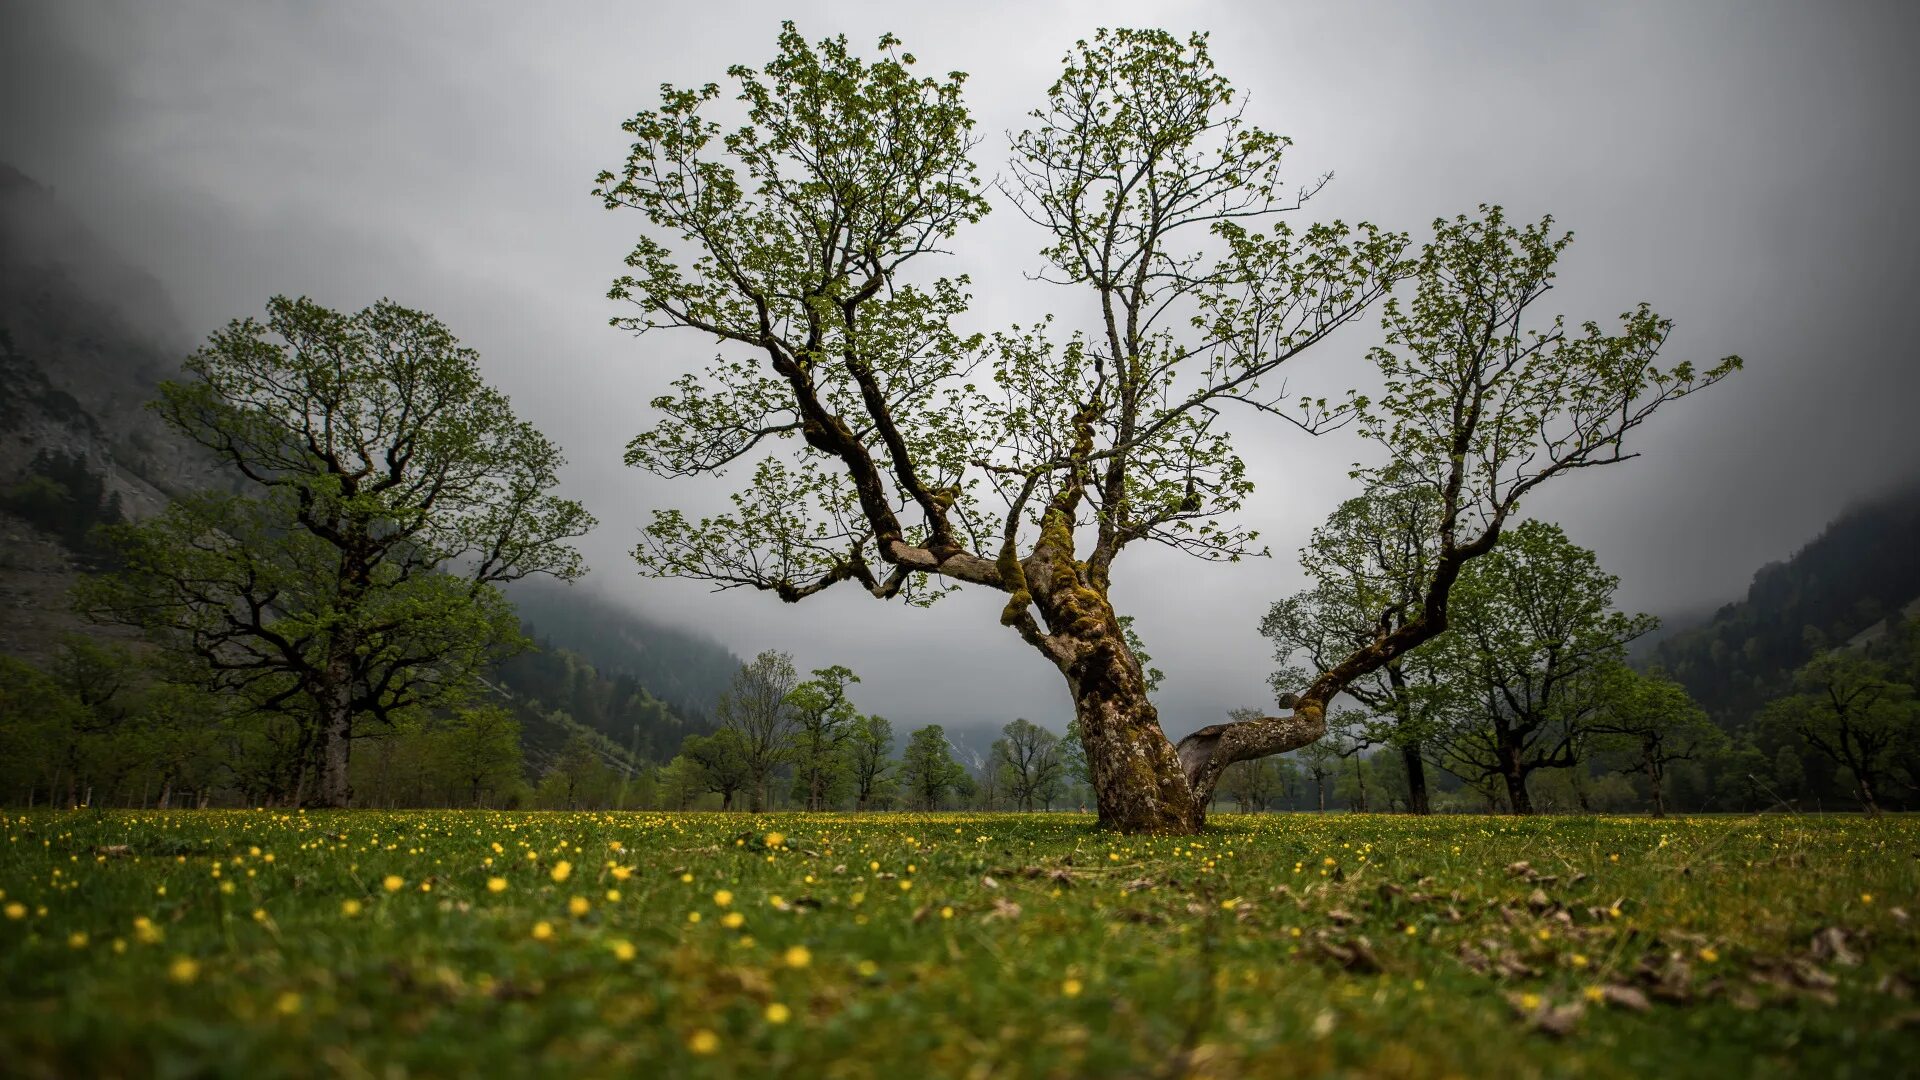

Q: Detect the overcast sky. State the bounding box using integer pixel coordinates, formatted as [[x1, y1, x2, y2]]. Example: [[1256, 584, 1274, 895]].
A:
[[5, 1, 1918, 736]]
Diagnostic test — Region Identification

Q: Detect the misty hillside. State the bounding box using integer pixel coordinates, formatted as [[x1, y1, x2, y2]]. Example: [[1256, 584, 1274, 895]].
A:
[[0, 163, 734, 766], [1647, 480, 1920, 727]]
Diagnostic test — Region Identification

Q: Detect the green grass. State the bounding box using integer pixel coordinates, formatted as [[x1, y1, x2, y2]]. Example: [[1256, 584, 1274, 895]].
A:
[[1, 809, 1915, 1078]]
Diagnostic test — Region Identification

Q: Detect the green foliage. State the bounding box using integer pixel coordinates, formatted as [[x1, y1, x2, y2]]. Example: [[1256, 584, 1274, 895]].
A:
[[845, 714, 896, 811], [1760, 648, 1917, 813], [786, 666, 862, 810], [1427, 521, 1655, 812], [77, 296, 594, 805], [988, 718, 1066, 812], [899, 724, 967, 810]]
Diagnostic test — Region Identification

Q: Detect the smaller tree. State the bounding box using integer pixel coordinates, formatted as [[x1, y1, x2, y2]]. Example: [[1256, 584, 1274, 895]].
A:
[[1429, 521, 1653, 814], [900, 724, 967, 810], [786, 664, 860, 810], [717, 651, 799, 811], [430, 704, 524, 807], [1294, 738, 1340, 812], [846, 713, 896, 810], [681, 728, 753, 810], [1761, 650, 1915, 815], [1587, 667, 1720, 816], [990, 718, 1065, 811]]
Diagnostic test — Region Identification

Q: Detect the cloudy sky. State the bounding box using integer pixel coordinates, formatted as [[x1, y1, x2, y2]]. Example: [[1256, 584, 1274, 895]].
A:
[[5, 1, 1918, 736]]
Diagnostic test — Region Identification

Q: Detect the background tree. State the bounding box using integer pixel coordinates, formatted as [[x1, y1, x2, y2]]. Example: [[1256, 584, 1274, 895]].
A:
[[596, 26, 1737, 833], [1262, 486, 1447, 812], [846, 713, 896, 810], [786, 664, 860, 810], [1294, 738, 1340, 812], [1429, 521, 1654, 814], [680, 728, 753, 810], [716, 650, 799, 811], [1588, 667, 1721, 816], [657, 752, 709, 810], [1760, 649, 1915, 815], [990, 717, 1064, 811], [899, 724, 966, 810], [79, 297, 592, 807], [430, 704, 524, 807]]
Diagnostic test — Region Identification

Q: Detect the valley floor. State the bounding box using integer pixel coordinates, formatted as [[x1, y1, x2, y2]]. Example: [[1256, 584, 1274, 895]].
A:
[[1, 809, 1914, 1078]]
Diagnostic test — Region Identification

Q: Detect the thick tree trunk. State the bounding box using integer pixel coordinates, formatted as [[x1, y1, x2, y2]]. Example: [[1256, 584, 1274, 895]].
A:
[[1502, 768, 1532, 815], [1649, 765, 1666, 818], [1059, 623, 1205, 834], [1403, 743, 1431, 815], [1856, 772, 1880, 817]]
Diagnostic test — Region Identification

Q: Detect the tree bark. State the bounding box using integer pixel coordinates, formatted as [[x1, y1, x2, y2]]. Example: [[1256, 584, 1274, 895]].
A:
[[1648, 763, 1666, 818], [1020, 516, 1205, 835], [1402, 743, 1431, 815]]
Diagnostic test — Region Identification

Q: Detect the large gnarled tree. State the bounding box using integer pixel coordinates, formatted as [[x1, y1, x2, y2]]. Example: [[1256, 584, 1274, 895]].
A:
[[595, 25, 1738, 832]]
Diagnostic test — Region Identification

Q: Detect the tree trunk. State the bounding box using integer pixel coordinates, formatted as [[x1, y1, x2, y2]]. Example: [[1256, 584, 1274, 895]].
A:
[[1028, 550, 1204, 834], [1497, 740, 1532, 814], [1064, 647, 1205, 834], [311, 674, 355, 808], [1648, 763, 1666, 818], [1402, 743, 1431, 815], [1856, 772, 1880, 817]]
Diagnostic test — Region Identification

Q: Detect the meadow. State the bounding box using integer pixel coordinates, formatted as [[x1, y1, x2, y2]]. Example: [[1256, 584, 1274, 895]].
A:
[[1, 809, 1914, 1078]]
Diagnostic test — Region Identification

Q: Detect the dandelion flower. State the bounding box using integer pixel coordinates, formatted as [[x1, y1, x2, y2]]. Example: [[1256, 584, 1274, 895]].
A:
[[341, 899, 363, 918], [765, 1002, 792, 1024], [4, 902, 25, 920], [67, 931, 88, 949], [784, 944, 812, 969], [765, 832, 785, 848], [722, 912, 745, 929], [688, 1029, 720, 1055], [569, 896, 591, 917], [532, 921, 554, 941], [713, 889, 733, 907], [487, 877, 508, 893], [168, 956, 200, 984], [1062, 978, 1083, 998], [383, 875, 404, 893], [550, 860, 572, 883], [611, 940, 636, 962]]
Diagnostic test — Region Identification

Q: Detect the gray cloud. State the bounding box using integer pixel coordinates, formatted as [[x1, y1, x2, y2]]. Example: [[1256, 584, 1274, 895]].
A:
[[5, 0, 1917, 735]]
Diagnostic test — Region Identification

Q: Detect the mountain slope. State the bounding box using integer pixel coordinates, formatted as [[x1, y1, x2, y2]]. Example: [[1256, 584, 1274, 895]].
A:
[[1648, 480, 1920, 727]]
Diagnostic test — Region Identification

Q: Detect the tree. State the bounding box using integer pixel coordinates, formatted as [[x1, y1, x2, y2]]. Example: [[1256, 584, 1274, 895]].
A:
[[1263, 487, 1448, 813], [846, 713, 896, 810], [681, 728, 753, 810], [899, 724, 966, 810], [79, 297, 592, 807], [430, 704, 523, 807], [786, 664, 860, 809], [1761, 650, 1915, 815], [1430, 522, 1654, 814], [658, 753, 709, 810], [990, 717, 1065, 811], [1294, 738, 1340, 812], [716, 650, 799, 811], [1588, 668, 1720, 816], [595, 26, 1738, 833]]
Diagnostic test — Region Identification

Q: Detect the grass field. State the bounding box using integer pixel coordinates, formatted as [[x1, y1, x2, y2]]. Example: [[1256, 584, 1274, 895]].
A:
[[1, 809, 1915, 1078]]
